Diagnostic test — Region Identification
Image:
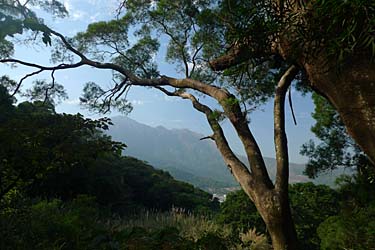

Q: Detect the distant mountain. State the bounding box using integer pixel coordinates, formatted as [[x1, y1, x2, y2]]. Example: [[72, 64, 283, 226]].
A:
[[107, 116, 341, 192]]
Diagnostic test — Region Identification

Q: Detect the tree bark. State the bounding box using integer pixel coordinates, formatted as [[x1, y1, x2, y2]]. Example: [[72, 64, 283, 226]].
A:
[[301, 56, 375, 165], [242, 183, 298, 250], [157, 69, 299, 249]]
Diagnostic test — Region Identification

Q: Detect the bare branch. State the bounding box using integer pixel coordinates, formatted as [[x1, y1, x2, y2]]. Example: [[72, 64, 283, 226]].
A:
[[288, 86, 297, 125], [155, 19, 190, 77], [190, 44, 203, 77], [209, 42, 251, 71], [11, 68, 43, 97], [200, 135, 214, 141], [1, 58, 84, 71], [43, 69, 56, 105]]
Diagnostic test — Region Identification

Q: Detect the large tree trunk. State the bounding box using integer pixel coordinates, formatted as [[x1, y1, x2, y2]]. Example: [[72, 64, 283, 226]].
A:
[[302, 56, 375, 165], [275, 0, 375, 164], [242, 184, 298, 250]]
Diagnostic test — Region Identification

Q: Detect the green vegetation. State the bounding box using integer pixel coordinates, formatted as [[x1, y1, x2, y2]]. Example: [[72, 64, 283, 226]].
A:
[[0, 84, 230, 249], [0, 194, 272, 250], [217, 177, 375, 250], [1, 78, 375, 249], [217, 183, 340, 250]]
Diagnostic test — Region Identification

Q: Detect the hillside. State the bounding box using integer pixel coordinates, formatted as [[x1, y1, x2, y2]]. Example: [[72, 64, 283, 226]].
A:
[[107, 116, 341, 192]]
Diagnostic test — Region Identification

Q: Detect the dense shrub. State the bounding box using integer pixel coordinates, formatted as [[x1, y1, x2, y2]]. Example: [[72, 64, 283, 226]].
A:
[[0, 195, 110, 250], [216, 183, 340, 250], [318, 203, 375, 250]]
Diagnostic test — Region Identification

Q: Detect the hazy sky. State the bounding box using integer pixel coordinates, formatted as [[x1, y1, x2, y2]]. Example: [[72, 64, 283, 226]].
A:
[[0, 0, 318, 163]]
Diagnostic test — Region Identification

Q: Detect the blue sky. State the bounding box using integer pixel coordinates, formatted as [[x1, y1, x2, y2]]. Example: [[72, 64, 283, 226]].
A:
[[0, 0, 318, 164]]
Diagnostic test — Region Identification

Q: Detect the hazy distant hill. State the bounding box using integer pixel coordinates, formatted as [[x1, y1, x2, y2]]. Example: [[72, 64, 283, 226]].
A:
[[107, 116, 342, 192]]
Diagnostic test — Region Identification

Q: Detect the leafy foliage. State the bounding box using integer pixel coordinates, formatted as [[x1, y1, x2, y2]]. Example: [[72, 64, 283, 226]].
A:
[[300, 93, 373, 178], [0, 194, 268, 250], [0, 85, 125, 199], [317, 171, 375, 250], [23, 79, 68, 104], [0, 80, 225, 248], [1, 83, 217, 214], [317, 205, 375, 250], [217, 183, 340, 250], [29, 155, 219, 214], [0, 0, 67, 58], [296, 0, 375, 62], [288, 182, 340, 250], [216, 189, 265, 234], [80, 81, 133, 114], [0, 195, 110, 250]]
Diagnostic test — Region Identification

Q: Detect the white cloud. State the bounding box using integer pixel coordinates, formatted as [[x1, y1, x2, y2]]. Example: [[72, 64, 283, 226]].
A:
[[64, 98, 80, 105], [62, 0, 88, 21], [89, 12, 101, 23], [131, 100, 144, 106], [71, 10, 87, 20]]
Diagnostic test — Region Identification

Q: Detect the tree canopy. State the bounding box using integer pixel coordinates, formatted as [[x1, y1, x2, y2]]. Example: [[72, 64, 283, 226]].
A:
[[0, 83, 125, 200]]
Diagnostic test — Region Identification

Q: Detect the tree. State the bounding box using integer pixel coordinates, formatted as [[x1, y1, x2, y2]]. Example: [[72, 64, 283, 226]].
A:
[[216, 189, 266, 234], [1, 1, 373, 249], [316, 168, 375, 250], [288, 182, 339, 250], [209, 0, 375, 165], [300, 85, 375, 250], [0, 84, 125, 200], [218, 183, 340, 250]]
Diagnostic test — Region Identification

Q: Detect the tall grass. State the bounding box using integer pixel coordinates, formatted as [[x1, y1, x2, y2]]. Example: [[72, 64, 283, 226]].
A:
[[106, 207, 272, 250]]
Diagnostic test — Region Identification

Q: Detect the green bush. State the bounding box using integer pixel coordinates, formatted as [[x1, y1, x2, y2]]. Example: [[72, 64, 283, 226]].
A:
[[318, 203, 375, 250], [0, 195, 110, 250], [217, 183, 340, 250], [216, 190, 265, 234]]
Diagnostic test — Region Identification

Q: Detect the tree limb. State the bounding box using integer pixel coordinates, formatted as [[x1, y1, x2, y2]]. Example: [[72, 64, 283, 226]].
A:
[[209, 42, 252, 71], [11, 68, 43, 96], [200, 135, 214, 141], [274, 65, 299, 193]]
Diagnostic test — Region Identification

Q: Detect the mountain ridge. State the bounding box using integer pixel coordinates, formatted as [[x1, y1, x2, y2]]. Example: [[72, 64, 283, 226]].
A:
[[107, 116, 340, 192]]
